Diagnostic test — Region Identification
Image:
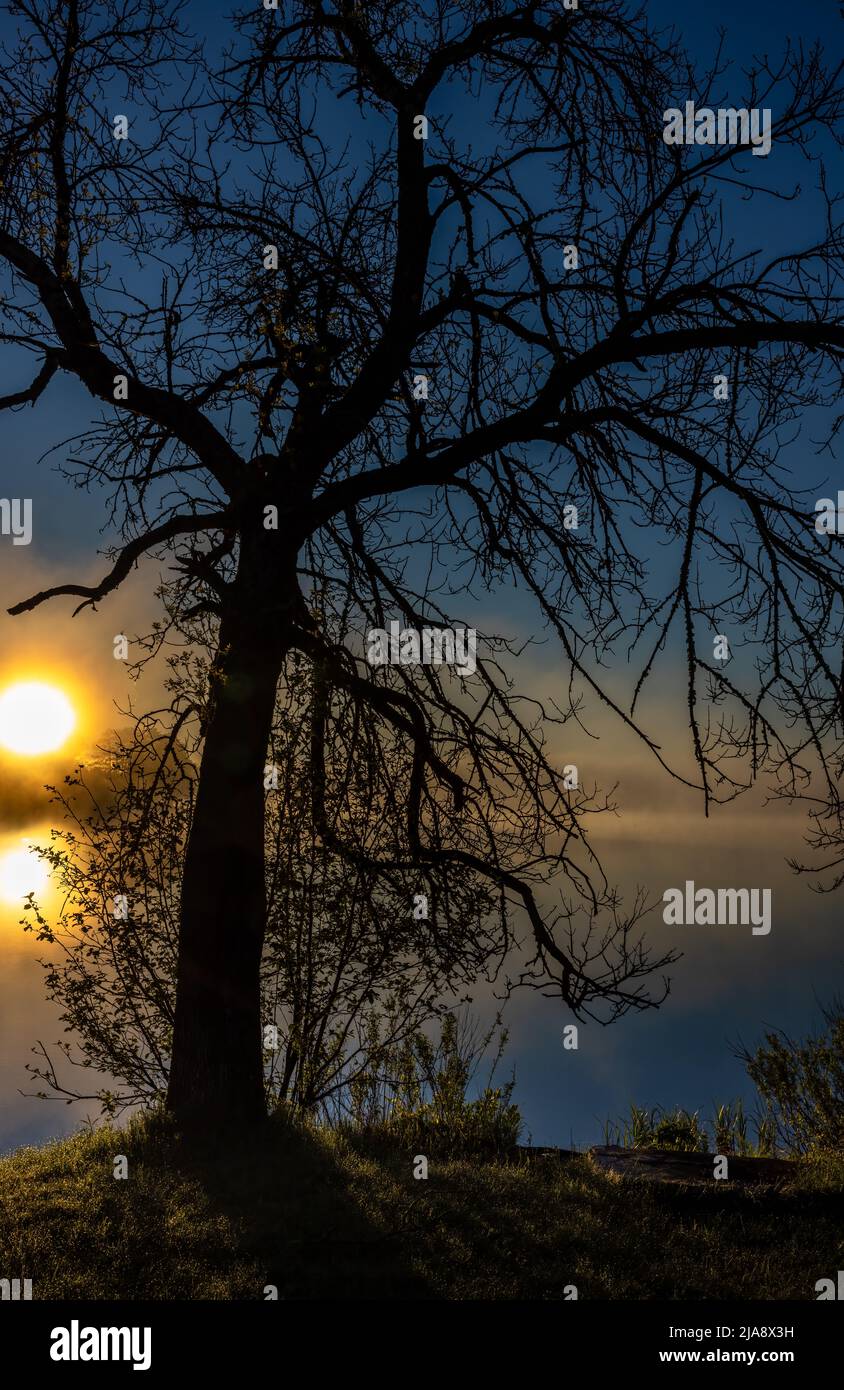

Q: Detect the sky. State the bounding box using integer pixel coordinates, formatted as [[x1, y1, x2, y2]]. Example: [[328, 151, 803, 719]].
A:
[[0, 0, 843, 1154]]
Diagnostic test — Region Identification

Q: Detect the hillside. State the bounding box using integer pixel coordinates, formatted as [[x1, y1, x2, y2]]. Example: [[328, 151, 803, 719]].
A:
[[0, 1115, 842, 1300]]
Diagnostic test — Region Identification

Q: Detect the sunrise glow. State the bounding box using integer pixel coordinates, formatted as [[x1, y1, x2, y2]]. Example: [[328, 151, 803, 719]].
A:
[[0, 681, 76, 756], [0, 843, 49, 905]]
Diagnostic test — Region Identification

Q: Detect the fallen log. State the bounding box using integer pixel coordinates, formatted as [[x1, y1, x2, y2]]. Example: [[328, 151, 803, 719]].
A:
[[587, 1145, 797, 1185]]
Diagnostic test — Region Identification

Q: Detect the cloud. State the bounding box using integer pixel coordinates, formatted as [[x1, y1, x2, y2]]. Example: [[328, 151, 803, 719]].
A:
[[0, 760, 59, 830], [0, 753, 122, 833]]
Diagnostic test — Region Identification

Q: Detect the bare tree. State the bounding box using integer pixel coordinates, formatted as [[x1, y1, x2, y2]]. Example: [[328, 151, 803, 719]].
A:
[[23, 667, 501, 1118], [2, 0, 843, 1127]]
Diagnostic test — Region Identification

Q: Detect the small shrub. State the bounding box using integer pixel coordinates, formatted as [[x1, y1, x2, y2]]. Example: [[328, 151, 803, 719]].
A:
[[734, 998, 844, 1156], [712, 1099, 775, 1157], [346, 1012, 522, 1158], [605, 1105, 707, 1153], [605, 1100, 775, 1155]]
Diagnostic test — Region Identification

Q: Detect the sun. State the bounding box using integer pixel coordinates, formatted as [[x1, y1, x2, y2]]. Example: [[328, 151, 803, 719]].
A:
[[0, 843, 49, 904], [0, 681, 76, 756]]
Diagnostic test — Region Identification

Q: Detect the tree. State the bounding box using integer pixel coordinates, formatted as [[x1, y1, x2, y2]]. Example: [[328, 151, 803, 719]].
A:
[[2, 0, 843, 1127], [23, 671, 499, 1119]]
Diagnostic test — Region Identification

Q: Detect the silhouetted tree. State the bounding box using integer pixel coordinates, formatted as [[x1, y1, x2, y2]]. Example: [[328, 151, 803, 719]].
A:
[[24, 675, 499, 1118], [2, 0, 843, 1127]]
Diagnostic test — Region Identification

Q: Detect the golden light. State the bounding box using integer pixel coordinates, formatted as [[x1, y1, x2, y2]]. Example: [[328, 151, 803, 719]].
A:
[[0, 680, 76, 755], [0, 843, 49, 904]]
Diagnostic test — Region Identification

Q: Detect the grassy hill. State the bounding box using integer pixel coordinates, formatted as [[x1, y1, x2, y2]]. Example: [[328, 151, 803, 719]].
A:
[[0, 1114, 842, 1300]]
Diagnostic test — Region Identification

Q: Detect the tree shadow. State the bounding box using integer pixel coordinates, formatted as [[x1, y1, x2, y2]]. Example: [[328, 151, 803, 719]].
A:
[[172, 1116, 433, 1300]]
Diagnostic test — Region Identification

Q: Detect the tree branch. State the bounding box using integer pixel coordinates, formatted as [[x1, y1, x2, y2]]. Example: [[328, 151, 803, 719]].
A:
[[8, 511, 230, 617]]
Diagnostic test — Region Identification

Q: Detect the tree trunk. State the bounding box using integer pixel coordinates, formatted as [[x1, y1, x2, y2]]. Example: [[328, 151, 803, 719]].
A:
[[167, 532, 291, 1131]]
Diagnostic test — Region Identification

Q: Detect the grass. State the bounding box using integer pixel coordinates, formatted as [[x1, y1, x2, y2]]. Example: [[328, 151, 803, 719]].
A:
[[0, 1112, 842, 1300]]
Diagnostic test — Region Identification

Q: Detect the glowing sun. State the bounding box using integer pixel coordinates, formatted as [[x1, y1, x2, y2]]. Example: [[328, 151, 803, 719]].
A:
[[0, 843, 49, 904], [0, 681, 76, 755]]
